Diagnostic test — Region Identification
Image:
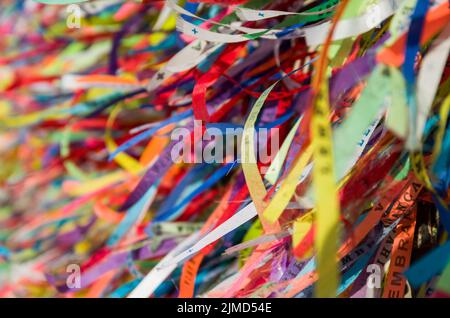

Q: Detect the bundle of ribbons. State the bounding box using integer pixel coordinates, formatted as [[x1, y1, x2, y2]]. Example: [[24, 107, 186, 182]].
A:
[[0, 0, 449, 298]]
